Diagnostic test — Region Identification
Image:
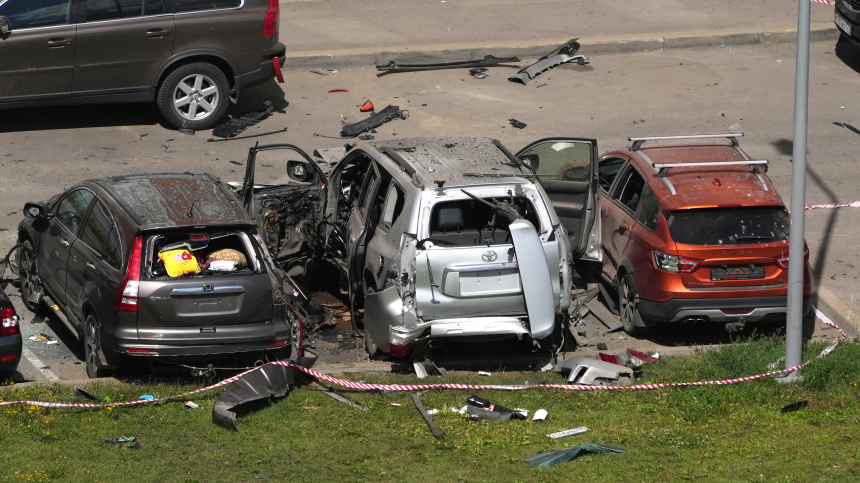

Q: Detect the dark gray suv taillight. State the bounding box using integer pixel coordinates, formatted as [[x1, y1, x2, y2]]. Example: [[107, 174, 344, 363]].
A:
[[263, 0, 279, 38], [116, 235, 143, 312]]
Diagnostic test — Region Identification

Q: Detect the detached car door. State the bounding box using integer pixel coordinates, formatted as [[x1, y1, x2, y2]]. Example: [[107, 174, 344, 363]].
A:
[[516, 138, 601, 261], [0, 0, 76, 102]]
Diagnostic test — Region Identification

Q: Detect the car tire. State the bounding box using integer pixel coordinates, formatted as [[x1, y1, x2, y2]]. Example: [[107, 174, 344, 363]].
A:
[[84, 314, 114, 378], [17, 241, 44, 313], [157, 62, 230, 130], [619, 274, 650, 336]]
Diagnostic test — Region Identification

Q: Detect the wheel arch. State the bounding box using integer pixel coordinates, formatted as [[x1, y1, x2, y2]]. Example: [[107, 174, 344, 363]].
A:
[[153, 52, 238, 93]]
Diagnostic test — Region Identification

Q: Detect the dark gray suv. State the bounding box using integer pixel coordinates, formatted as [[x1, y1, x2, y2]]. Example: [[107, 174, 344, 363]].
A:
[[0, 0, 285, 129], [17, 173, 306, 378]]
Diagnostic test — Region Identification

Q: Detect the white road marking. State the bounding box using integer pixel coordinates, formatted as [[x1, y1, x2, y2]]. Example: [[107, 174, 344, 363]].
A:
[[21, 346, 60, 381]]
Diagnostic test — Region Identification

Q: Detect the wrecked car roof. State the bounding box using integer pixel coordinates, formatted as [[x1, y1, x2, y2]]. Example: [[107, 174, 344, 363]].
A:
[[370, 137, 532, 188], [90, 173, 250, 230]]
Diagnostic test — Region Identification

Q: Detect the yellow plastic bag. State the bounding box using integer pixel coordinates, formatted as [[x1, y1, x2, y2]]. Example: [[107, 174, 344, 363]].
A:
[[158, 249, 200, 277]]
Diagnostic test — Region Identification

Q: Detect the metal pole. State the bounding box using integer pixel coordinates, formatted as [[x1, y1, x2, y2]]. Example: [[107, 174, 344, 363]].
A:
[[785, 0, 811, 374]]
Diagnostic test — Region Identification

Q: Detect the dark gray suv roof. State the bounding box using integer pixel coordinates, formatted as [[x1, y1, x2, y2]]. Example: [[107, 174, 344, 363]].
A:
[[371, 137, 531, 188], [90, 173, 250, 230]]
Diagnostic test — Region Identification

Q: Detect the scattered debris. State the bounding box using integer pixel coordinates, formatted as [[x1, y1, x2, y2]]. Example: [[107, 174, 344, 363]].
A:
[[834, 122, 860, 135], [469, 67, 488, 79], [390, 403, 402, 407], [341, 105, 408, 137], [526, 443, 626, 468], [375, 55, 520, 75], [185, 401, 200, 409], [74, 388, 99, 401], [412, 391, 445, 438], [533, 409, 548, 421], [46, 340, 58, 345], [596, 342, 608, 351], [359, 100, 375, 112], [117, 436, 136, 443], [212, 364, 297, 432], [509, 119, 527, 129], [553, 358, 635, 386], [781, 400, 810, 413], [426, 409, 440, 415], [309, 69, 329, 76], [207, 127, 287, 143], [536, 83, 548, 88], [546, 427, 588, 439], [465, 395, 527, 422], [138, 395, 154, 401], [509, 39, 588, 85], [358, 134, 375, 140], [599, 349, 659, 369], [314, 381, 369, 411], [478, 371, 492, 377], [413, 357, 445, 379], [211, 101, 274, 139], [328, 89, 349, 93], [178, 128, 195, 135], [584, 296, 623, 333]]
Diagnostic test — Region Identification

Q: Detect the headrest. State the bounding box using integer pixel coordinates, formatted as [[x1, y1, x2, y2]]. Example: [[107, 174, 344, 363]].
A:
[[437, 207, 464, 231]]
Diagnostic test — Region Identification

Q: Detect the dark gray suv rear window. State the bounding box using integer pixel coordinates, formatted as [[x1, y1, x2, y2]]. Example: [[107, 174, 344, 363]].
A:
[[0, 0, 71, 29], [84, 0, 142, 21], [667, 207, 790, 246], [175, 0, 240, 12]]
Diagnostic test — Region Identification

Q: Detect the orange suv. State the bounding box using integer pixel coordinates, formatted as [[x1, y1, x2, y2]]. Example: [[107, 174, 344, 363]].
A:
[[596, 134, 813, 335]]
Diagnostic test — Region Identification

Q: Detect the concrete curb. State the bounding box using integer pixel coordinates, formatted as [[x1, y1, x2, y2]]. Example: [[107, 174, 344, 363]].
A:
[[284, 23, 840, 69], [814, 284, 860, 338]]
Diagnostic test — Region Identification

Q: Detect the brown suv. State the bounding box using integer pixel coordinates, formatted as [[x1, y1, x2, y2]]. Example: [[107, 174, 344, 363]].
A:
[[0, 0, 285, 130]]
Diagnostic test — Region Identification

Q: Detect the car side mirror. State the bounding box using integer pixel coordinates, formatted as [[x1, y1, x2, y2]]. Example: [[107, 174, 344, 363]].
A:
[[23, 201, 51, 219], [286, 159, 315, 183], [0, 16, 10, 36]]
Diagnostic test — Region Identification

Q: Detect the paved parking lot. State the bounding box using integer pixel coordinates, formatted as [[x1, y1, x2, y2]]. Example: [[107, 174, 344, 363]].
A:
[[2, 38, 859, 383]]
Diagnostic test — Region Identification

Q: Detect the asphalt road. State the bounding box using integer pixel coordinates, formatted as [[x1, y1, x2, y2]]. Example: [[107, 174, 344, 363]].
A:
[[1, 37, 858, 383]]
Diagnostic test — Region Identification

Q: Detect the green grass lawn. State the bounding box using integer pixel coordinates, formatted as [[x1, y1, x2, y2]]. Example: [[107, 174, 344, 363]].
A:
[[2, 336, 860, 482]]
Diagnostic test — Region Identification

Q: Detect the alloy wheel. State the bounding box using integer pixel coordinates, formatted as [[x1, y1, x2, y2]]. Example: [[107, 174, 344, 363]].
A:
[[172, 74, 220, 121]]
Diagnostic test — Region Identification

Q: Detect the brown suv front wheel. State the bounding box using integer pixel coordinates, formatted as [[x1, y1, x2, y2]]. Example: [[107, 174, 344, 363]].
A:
[[157, 62, 230, 130]]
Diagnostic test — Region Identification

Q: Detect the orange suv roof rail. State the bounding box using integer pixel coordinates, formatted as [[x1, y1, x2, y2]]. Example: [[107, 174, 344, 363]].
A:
[[628, 133, 743, 151]]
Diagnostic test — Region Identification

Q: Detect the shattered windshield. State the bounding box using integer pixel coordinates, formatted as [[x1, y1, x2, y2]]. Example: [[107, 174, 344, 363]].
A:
[[667, 207, 790, 246]]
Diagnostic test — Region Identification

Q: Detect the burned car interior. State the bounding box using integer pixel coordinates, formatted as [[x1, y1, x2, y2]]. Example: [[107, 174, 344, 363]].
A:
[[427, 196, 541, 246]]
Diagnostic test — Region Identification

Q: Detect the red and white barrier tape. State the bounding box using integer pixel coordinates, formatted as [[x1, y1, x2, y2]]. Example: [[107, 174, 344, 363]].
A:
[[811, 0, 835, 5], [806, 200, 860, 211], [0, 308, 850, 409]]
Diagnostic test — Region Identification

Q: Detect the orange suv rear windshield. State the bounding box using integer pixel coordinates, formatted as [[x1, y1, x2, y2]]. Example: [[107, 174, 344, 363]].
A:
[[667, 207, 789, 246]]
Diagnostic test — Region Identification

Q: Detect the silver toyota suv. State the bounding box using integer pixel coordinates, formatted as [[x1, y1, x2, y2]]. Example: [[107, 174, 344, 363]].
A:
[[237, 137, 601, 358]]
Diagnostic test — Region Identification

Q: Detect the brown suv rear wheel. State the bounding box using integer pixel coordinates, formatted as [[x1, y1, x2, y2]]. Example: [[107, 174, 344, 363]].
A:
[[157, 62, 230, 130]]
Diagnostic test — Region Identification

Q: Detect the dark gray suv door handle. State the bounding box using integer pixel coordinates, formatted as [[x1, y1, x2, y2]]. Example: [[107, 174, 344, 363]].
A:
[[60, 238, 71, 248], [47, 38, 72, 47], [146, 29, 172, 38], [86, 262, 97, 271]]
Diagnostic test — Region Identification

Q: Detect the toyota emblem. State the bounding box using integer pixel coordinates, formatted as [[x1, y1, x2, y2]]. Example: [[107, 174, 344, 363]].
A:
[[481, 251, 498, 262]]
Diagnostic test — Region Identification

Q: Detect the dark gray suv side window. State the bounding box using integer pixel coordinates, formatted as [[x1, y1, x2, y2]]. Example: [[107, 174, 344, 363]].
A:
[[144, 0, 165, 15], [175, 0, 240, 13], [55, 189, 95, 235], [0, 0, 71, 29], [81, 202, 112, 256], [84, 0, 142, 22], [103, 225, 124, 269]]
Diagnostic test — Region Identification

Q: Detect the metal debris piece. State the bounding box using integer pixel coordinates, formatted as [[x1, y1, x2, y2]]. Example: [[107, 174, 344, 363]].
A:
[[833, 122, 860, 135], [509, 39, 588, 85], [358, 134, 375, 140], [313, 381, 369, 411], [359, 100, 375, 112], [470, 67, 488, 79], [781, 400, 809, 413], [412, 391, 445, 438], [212, 363, 297, 432], [178, 128, 195, 135], [74, 388, 99, 401], [509, 119, 527, 129], [207, 127, 287, 142], [553, 357, 635, 386], [465, 395, 526, 422], [185, 401, 200, 409], [375, 55, 520, 75], [526, 444, 625, 468], [211, 100, 274, 139], [546, 426, 588, 439], [532, 409, 548, 421], [584, 297, 623, 333], [341, 105, 408, 137], [309, 69, 329, 76]]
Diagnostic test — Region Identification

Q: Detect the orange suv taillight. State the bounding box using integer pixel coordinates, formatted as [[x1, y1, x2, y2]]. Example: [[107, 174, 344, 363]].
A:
[[1, 307, 19, 337], [263, 0, 279, 38], [116, 235, 143, 312], [773, 244, 809, 270], [652, 250, 702, 273]]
